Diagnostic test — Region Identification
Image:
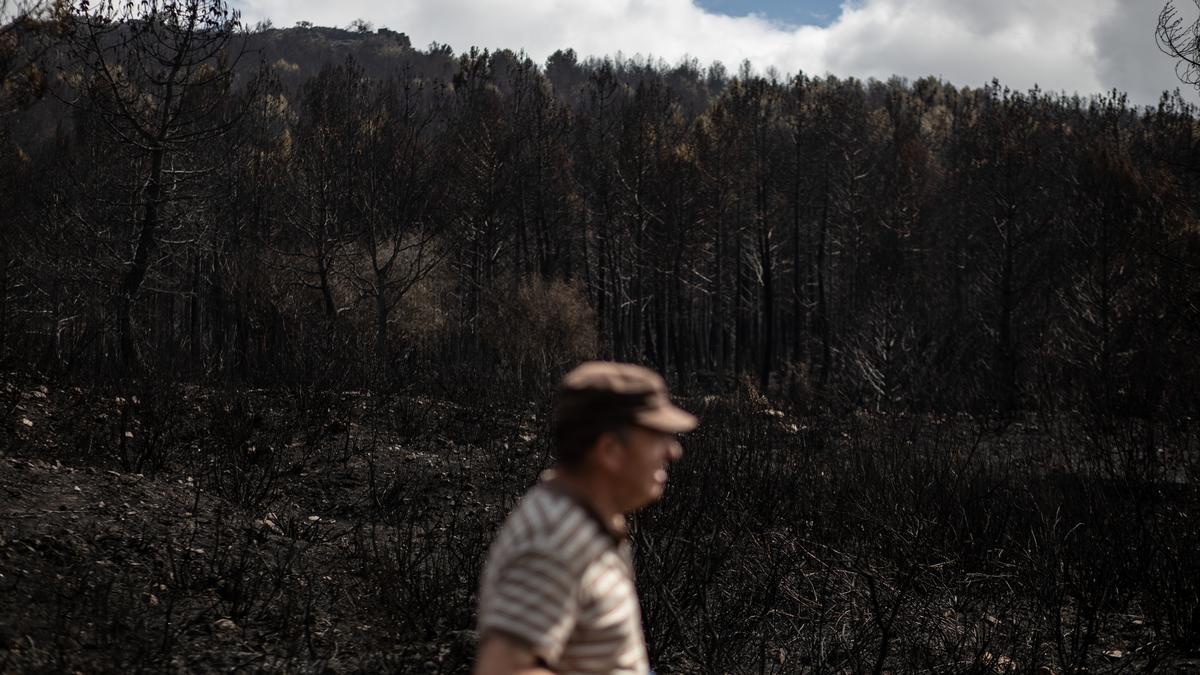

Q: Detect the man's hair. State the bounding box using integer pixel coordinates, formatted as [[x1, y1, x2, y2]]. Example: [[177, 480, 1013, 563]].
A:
[[552, 418, 628, 468]]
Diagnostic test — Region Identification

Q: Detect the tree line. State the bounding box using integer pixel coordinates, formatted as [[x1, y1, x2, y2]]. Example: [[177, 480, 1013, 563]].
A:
[[2, 0, 1199, 419]]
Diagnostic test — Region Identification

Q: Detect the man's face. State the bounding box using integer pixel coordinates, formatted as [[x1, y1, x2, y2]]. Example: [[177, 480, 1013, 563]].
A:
[[611, 424, 684, 512]]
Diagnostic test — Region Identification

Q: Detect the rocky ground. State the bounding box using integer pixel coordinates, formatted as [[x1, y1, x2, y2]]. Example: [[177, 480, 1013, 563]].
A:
[[0, 376, 546, 672]]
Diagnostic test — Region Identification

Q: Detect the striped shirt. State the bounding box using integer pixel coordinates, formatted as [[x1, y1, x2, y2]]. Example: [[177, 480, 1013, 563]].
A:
[[477, 481, 649, 674]]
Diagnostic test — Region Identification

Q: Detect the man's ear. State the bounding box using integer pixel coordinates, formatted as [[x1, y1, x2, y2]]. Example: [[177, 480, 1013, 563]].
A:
[[592, 431, 624, 473]]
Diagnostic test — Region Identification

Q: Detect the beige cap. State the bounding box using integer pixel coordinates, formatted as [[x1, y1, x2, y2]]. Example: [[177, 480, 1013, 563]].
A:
[[557, 361, 698, 434]]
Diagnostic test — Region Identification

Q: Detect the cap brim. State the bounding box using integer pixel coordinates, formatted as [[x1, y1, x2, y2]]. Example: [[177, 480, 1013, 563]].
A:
[[633, 404, 698, 434]]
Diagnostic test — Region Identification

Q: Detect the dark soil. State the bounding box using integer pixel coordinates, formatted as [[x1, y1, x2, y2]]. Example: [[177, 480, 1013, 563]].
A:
[[2, 375, 1199, 673], [0, 378, 537, 672]]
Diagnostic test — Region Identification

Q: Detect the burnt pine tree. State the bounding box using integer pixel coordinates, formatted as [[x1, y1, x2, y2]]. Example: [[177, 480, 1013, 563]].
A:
[[62, 0, 256, 372], [349, 70, 449, 366], [1, 0, 64, 112], [279, 58, 368, 326], [1, 0, 64, 365]]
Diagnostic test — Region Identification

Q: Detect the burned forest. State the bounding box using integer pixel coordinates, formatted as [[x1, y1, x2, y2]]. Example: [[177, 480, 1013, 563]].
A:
[[2, 0, 1200, 672]]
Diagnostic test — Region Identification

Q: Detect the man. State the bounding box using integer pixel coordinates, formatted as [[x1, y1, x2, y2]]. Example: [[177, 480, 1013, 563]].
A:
[[474, 361, 698, 675]]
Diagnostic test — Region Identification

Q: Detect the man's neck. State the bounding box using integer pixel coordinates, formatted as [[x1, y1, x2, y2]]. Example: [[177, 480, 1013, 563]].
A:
[[545, 467, 628, 539]]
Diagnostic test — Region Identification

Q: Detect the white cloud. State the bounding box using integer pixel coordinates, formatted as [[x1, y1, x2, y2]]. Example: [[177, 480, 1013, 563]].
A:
[[233, 0, 1198, 104]]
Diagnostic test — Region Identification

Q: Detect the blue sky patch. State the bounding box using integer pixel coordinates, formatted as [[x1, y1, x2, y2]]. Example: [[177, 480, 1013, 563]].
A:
[[694, 0, 845, 26]]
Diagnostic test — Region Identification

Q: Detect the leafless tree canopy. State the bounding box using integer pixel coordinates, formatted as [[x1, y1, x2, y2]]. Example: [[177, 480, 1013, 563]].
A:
[[1158, 1, 1200, 86]]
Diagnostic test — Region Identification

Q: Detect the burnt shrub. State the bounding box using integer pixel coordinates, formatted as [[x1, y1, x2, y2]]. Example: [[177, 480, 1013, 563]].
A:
[[35, 380, 202, 474], [633, 397, 1200, 672], [352, 453, 503, 651], [479, 277, 600, 398], [198, 392, 291, 509]]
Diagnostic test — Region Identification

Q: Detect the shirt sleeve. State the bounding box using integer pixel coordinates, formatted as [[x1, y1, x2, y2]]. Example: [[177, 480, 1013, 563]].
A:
[[477, 544, 580, 665]]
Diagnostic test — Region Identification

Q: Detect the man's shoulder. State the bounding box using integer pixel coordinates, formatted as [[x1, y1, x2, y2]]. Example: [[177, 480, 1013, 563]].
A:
[[494, 483, 610, 568], [504, 483, 583, 541]]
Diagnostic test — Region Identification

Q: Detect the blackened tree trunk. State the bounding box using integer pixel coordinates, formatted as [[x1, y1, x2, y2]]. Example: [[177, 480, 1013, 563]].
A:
[[816, 176, 831, 388], [116, 147, 163, 371]]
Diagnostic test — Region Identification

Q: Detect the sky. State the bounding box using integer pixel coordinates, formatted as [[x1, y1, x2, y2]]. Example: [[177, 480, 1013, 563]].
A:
[[694, 0, 845, 26], [232, 0, 1200, 106]]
